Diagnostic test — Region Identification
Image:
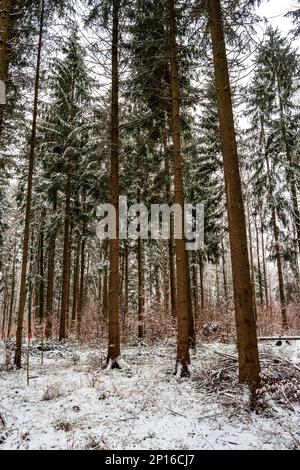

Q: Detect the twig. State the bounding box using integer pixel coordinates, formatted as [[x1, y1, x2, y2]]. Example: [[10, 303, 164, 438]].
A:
[[167, 408, 187, 418], [214, 351, 238, 361]]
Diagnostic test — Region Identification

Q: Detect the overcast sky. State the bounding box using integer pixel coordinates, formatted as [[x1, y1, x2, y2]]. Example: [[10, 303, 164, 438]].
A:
[[257, 0, 300, 49]]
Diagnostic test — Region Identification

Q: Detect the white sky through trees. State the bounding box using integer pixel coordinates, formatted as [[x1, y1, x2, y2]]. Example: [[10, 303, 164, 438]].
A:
[[258, 0, 300, 50]]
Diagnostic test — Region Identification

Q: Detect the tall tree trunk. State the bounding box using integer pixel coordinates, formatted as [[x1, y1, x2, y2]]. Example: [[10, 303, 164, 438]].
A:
[[260, 217, 269, 310], [107, 0, 121, 367], [263, 139, 289, 331], [255, 215, 263, 306], [247, 203, 257, 321], [271, 207, 288, 331], [59, 150, 73, 341], [163, 248, 169, 317], [191, 257, 199, 320], [119, 245, 125, 317], [207, 0, 260, 389], [215, 263, 220, 307], [71, 235, 80, 330], [45, 198, 57, 339], [123, 240, 129, 328], [14, 0, 45, 368], [7, 240, 16, 338], [137, 237, 144, 340], [222, 244, 228, 303], [38, 213, 45, 322], [168, 0, 190, 376], [186, 251, 196, 349], [27, 229, 35, 338], [77, 234, 86, 340], [198, 252, 205, 312], [66, 223, 73, 334], [102, 241, 108, 320], [163, 118, 176, 318], [1, 283, 8, 340]]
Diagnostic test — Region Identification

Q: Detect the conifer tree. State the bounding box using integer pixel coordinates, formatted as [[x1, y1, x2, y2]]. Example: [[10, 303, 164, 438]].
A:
[[206, 0, 261, 390]]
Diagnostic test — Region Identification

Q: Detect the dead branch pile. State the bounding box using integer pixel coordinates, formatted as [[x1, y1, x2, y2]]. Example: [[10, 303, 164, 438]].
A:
[[194, 350, 300, 414]]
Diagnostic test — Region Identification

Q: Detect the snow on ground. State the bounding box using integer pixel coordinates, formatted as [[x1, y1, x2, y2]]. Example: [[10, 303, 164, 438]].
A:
[[0, 340, 300, 450]]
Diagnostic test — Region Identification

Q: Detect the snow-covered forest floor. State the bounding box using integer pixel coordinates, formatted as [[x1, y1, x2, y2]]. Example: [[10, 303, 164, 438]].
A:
[[0, 340, 300, 450]]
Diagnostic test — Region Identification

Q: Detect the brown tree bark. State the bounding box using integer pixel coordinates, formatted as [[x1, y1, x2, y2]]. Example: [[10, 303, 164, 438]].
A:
[[198, 252, 205, 312], [102, 241, 108, 320], [27, 229, 35, 338], [59, 149, 73, 341], [260, 218, 269, 310], [262, 129, 289, 331], [137, 237, 145, 340], [77, 232, 86, 340], [38, 212, 45, 322], [71, 235, 80, 330], [222, 244, 228, 304], [1, 284, 8, 340], [163, 249, 169, 317], [45, 198, 57, 339], [247, 202, 257, 321], [168, 0, 190, 376], [271, 207, 288, 331], [255, 215, 263, 306], [163, 119, 176, 318], [65, 223, 73, 334], [186, 251, 196, 349], [7, 239, 16, 338], [107, 0, 121, 367], [191, 258, 199, 320], [123, 240, 129, 328], [207, 0, 260, 389], [14, 0, 45, 368]]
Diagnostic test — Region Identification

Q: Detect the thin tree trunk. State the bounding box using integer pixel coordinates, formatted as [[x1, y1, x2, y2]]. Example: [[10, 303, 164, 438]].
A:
[[247, 202, 257, 321], [59, 149, 73, 341], [271, 207, 289, 331], [102, 242, 108, 320], [168, 0, 190, 376], [7, 241, 16, 338], [119, 245, 125, 318], [45, 198, 57, 339], [27, 229, 35, 338], [260, 218, 269, 310], [263, 136, 289, 331], [207, 0, 260, 390], [198, 252, 205, 312], [192, 256, 199, 320], [255, 215, 263, 306], [137, 237, 144, 340], [215, 263, 220, 307], [38, 212, 45, 322], [123, 241, 129, 328], [163, 118, 176, 318], [163, 249, 169, 317], [222, 245, 228, 303], [77, 235, 86, 340], [107, 0, 121, 367], [186, 251, 196, 349], [1, 281, 8, 340], [14, 0, 45, 368], [71, 235, 80, 330], [66, 223, 73, 334]]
